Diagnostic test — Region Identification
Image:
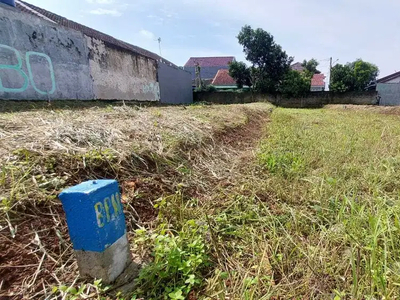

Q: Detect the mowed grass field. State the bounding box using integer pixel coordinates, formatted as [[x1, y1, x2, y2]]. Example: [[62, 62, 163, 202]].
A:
[[2, 103, 400, 299], [232, 108, 400, 299]]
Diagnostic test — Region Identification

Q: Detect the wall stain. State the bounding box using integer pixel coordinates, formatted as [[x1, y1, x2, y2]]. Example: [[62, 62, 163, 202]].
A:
[[27, 33, 37, 49], [57, 38, 74, 49]]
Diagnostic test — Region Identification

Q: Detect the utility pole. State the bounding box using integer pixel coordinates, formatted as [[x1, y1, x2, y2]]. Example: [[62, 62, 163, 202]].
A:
[[195, 62, 202, 89], [329, 57, 333, 90], [157, 37, 162, 57], [328, 58, 339, 90]]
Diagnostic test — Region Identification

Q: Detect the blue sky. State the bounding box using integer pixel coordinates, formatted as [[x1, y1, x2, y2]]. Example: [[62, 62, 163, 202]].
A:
[[24, 0, 400, 79]]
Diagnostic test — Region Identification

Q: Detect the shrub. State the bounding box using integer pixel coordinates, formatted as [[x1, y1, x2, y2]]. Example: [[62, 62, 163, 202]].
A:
[[132, 220, 210, 300]]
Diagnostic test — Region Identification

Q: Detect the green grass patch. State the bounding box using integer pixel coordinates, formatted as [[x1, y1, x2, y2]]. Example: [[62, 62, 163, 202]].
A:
[[211, 108, 400, 298]]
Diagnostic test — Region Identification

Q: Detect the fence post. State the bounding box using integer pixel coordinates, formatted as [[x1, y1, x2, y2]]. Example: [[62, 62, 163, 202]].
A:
[[59, 180, 131, 283]]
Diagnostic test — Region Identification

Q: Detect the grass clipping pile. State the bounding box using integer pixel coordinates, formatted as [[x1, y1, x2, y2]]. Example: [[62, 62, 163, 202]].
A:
[[0, 103, 271, 299]]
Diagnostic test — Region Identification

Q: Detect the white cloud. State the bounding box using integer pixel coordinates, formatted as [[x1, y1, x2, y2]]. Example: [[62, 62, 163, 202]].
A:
[[139, 29, 156, 40], [86, 0, 114, 4], [176, 0, 400, 77], [29, 0, 400, 76], [159, 7, 179, 20], [147, 14, 164, 25], [89, 8, 122, 16]]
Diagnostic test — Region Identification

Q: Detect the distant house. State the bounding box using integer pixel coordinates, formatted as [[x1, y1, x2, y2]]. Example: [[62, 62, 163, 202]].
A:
[[364, 71, 400, 92], [291, 62, 325, 92], [184, 56, 235, 83], [377, 71, 400, 84], [211, 69, 238, 90], [376, 71, 400, 106], [291, 62, 305, 72], [311, 74, 326, 92]]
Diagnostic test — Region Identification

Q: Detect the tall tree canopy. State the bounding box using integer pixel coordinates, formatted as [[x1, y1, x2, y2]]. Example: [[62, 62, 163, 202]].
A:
[[228, 61, 252, 89], [236, 25, 293, 93], [302, 59, 321, 74], [279, 70, 311, 97], [228, 25, 379, 96], [353, 60, 379, 91], [330, 64, 354, 92], [330, 59, 379, 92]]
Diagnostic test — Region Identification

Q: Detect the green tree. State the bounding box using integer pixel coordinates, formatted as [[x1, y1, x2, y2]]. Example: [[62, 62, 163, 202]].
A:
[[330, 59, 379, 92], [353, 59, 379, 91], [237, 25, 293, 93], [302, 59, 321, 74], [279, 70, 312, 97], [330, 64, 354, 92], [228, 61, 252, 88]]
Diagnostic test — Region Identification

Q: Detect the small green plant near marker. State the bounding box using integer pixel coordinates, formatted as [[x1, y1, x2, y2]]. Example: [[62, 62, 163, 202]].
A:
[[132, 220, 210, 300], [52, 279, 111, 300]]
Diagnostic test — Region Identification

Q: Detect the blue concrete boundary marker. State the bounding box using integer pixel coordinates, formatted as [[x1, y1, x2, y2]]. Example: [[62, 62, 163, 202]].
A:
[[59, 180, 126, 252]]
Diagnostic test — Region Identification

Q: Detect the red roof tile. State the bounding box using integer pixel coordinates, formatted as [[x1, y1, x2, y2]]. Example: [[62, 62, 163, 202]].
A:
[[211, 69, 236, 86], [184, 56, 235, 68], [15, 0, 177, 67], [311, 74, 325, 87]]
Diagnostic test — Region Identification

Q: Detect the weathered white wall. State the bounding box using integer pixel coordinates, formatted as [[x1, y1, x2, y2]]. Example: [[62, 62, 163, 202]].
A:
[[311, 86, 325, 92], [1, 3, 162, 101], [0, 4, 94, 100], [86, 37, 160, 101]]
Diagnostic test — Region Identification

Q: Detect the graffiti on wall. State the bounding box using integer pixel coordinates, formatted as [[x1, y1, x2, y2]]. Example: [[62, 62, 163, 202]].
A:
[[0, 44, 56, 95], [141, 82, 160, 99]]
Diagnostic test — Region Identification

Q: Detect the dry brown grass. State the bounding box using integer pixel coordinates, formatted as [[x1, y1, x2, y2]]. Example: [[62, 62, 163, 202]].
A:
[[0, 102, 272, 299], [325, 104, 400, 115], [0, 104, 251, 158]]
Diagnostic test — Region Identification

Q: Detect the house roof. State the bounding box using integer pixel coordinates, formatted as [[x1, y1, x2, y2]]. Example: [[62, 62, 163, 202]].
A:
[[14, 0, 177, 67], [211, 69, 236, 86], [184, 56, 235, 68], [377, 71, 400, 83], [291, 62, 305, 72], [311, 74, 325, 87]]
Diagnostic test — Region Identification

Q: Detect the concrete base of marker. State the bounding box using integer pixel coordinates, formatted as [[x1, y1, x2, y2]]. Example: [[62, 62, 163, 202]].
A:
[[75, 233, 131, 283]]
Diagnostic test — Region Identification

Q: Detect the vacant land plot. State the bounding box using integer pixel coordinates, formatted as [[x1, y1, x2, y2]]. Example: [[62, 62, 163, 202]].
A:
[[0, 103, 271, 299], [1, 103, 400, 299]]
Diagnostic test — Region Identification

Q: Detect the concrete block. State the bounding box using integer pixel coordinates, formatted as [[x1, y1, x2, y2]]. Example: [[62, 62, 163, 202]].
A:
[[75, 234, 131, 283], [59, 180, 131, 283]]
